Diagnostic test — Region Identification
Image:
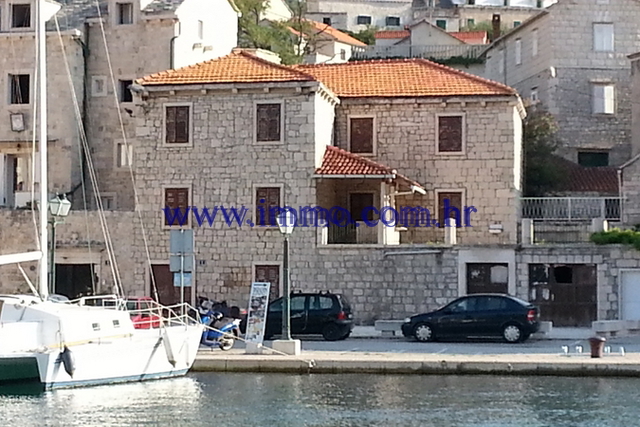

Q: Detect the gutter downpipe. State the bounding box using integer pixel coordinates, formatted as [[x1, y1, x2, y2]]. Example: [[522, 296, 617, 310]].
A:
[[617, 168, 624, 225], [170, 35, 178, 69]]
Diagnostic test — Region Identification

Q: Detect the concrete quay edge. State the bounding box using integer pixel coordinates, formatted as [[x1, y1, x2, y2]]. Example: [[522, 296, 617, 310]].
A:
[[192, 350, 640, 377]]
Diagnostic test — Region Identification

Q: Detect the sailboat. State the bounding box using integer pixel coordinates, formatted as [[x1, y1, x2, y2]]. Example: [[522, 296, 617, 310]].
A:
[[0, 0, 204, 390]]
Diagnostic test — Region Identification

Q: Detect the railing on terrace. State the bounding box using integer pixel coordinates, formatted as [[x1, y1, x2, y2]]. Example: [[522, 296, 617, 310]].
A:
[[521, 197, 621, 221], [352, 44, 486, 60], [327, 222, 378, 244]]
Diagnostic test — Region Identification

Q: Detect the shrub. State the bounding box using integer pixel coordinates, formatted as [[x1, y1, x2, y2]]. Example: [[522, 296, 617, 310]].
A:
[[590, 229, 640, 251]]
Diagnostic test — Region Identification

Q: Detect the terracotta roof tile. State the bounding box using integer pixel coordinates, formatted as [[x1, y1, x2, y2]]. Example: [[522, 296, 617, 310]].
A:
[[137, 50, 316, 86], [305, 20, 367, 47], [450, 31, 489, 45], [315, 146, 423, 189], [295, 58, 516, 98], [375, 30, 410, 39], [549, 156, 619, 195]]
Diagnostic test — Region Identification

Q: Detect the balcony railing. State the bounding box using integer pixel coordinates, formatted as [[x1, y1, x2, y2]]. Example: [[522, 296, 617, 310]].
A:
[[352, 44, 486, 61], [521, 197, 621, 221], [327, 222, 378, 244]]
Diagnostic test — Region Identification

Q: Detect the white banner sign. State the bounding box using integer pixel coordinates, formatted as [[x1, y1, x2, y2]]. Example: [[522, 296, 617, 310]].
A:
[[245, 282, 271, 346]]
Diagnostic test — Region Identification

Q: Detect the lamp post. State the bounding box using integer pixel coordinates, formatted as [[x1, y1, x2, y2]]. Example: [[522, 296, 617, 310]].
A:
[[48, 194, 71, 294], [274, 209, 300, 355]]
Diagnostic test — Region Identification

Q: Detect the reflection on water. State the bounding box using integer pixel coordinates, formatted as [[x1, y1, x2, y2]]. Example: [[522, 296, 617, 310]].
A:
[[0, 373, 638, 426]]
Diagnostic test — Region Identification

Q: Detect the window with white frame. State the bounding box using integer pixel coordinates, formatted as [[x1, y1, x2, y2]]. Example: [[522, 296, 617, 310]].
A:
[[386, 16, 400, 27], [356, 15, 371, 25], [592, 83, 614, 114], [532, 29, 538, 57], [11, 3, 31, 28], [593, 23, 614, 52], [515, 39, 522, 65], [116, 142, 133, 167]]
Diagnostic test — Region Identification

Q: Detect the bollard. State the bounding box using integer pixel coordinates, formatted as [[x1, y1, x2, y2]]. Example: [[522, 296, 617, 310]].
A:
[[589, 336, 606, 358]]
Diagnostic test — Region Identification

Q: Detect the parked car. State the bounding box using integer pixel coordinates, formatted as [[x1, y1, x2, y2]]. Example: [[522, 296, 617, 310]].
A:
[[401, 294, 540, 343], [240, 291, 354, 341]]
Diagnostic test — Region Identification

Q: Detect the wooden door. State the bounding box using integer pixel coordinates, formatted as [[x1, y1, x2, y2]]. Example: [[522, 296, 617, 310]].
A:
[[150, 264, 191, 306], [255, 265, 280, 304], [466, 263, 509, 294]]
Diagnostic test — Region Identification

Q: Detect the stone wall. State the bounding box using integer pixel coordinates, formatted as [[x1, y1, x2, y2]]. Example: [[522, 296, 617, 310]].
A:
[[333, 97, 523, 246]]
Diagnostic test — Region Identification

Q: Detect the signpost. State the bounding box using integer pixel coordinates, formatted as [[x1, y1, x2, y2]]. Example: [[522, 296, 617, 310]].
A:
[[170, 229, 194, 315], [244, 282, 271, 354]]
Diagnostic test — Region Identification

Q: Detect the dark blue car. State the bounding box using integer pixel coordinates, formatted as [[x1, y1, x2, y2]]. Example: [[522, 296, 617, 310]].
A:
[[401, 294, 540, 343]]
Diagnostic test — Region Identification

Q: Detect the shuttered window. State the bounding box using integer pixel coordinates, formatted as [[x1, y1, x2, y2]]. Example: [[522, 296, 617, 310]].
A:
[[438, 191, 463, 228], [256, 103, 281, 142], [164, 188, 189, 226], [165, 106, 190, 144], [256, 187, 281, 226], [437, 116, 463, 153], [349, 117, 374, 154]]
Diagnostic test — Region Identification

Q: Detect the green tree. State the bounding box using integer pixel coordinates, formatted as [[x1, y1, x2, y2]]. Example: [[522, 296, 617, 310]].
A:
[[522, 105, 564, 196], [236, 0, 277, 49], [344, 26, 378, 45]]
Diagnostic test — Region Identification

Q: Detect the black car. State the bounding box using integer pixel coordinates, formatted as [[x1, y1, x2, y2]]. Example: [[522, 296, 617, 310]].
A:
[[401, 294, 540, 343], [241, 291, 354, 341]]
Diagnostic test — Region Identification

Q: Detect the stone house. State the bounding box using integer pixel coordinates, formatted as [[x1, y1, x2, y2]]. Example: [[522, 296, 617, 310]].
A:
[[620, 51, 640, 225], [305, 0, 414, 32], [482, 0, 640, 167], [0, 0, 239, 294], [301, 19, 367, 63]]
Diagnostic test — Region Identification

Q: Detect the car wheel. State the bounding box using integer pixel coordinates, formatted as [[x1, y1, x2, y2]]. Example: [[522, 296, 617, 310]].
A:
[[338, 331, 351, 341], [413, 323, 435, 342], [322, 324, 342, 341], [502, 324, 523, 343]]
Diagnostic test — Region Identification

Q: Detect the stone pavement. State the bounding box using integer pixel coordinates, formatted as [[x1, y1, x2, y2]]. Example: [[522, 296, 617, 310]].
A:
[[193, 348, 640, 377]]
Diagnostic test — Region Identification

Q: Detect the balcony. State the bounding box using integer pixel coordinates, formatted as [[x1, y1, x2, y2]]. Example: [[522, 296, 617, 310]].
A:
[[521, 197, 621, 221], [351, 44, 486, 61]]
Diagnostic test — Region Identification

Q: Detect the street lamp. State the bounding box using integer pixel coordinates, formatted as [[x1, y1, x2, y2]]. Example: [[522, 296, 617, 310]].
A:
[[274, 208, 300, 355], [48, 194, 71, 294]]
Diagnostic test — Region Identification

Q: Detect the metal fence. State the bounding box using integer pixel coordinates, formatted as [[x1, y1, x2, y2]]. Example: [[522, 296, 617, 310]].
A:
[[352, 44, 486, 60], [522, 197, 621, 221]]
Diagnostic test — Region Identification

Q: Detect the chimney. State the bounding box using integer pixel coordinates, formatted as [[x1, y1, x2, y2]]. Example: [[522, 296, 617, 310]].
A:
[[492, 14, 501, 41]]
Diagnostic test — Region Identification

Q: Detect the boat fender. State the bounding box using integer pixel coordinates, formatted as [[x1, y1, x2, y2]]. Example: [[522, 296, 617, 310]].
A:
[[60, 346, 76, 378]]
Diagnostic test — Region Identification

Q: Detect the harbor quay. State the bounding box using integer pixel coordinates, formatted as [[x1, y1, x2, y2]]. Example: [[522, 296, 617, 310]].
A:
[[193, 350, 640, 378]]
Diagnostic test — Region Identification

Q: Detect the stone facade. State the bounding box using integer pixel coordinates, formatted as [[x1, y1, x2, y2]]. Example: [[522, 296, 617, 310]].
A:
[[483, 0, 640, 167], [306, 0, 414, 32]]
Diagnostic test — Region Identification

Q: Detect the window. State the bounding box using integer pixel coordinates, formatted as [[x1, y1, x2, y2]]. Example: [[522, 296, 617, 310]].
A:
[[386, 16, 400, 27], [476, 296, 508, 311], [436, 19, 446, 30], [515, 38, 522, 65], [593, 23, 614, 52], [467, 19, 475, 27], [256, 103, 281, 142], [349, 117, 374, 154], [532, 28, 538, 56], [447, 297, 476, 313], [437, 191, 463, 228], [119, 79, 133, 102], [116, 143, 133, 167], [11, 4, 31, 28], [340, 49, 346, 60], [356, 15, 371, 25], [290, 296, 306, 311], [322, 17, 331, 25], [578, 151, 609, 167], [164, 188, 189, 226], [256, 264, 280, 301], [530, 87, 538, 103], [349, 193, 375, 222], [513, 21, 521, 28], [437, 115, 463, 153], [256, 187, 281, 227], [117, 3, 133, 25], [9, 74, 29, 104], [92, 76, 107, 97], [311, 295, 334, 310], [165, 105, 190, 144], [100, 195, 115, 210], [197, 20, 204, 39], [592, 84, 614, 114]]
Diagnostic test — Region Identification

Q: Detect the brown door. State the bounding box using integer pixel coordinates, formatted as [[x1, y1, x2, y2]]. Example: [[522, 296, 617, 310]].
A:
[[529, 264, 596, 327], [255, 265, 280, 303], [150, 264, 191, 306], [466, 263, 509, 294]]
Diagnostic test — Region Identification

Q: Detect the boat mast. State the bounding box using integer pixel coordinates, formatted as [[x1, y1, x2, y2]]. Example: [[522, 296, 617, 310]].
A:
[[37, 0, 49, 300]]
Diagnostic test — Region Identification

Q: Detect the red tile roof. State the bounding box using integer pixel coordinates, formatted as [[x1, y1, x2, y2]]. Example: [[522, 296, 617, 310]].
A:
[[137, 50, 316, 86], [450, 31, 489, 45], [305, 19, 367, 47], [315, 145, 423, 189], [549, 156, 619, 195], [295, 58, 516, 98], [375, 30, 410, 39]]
